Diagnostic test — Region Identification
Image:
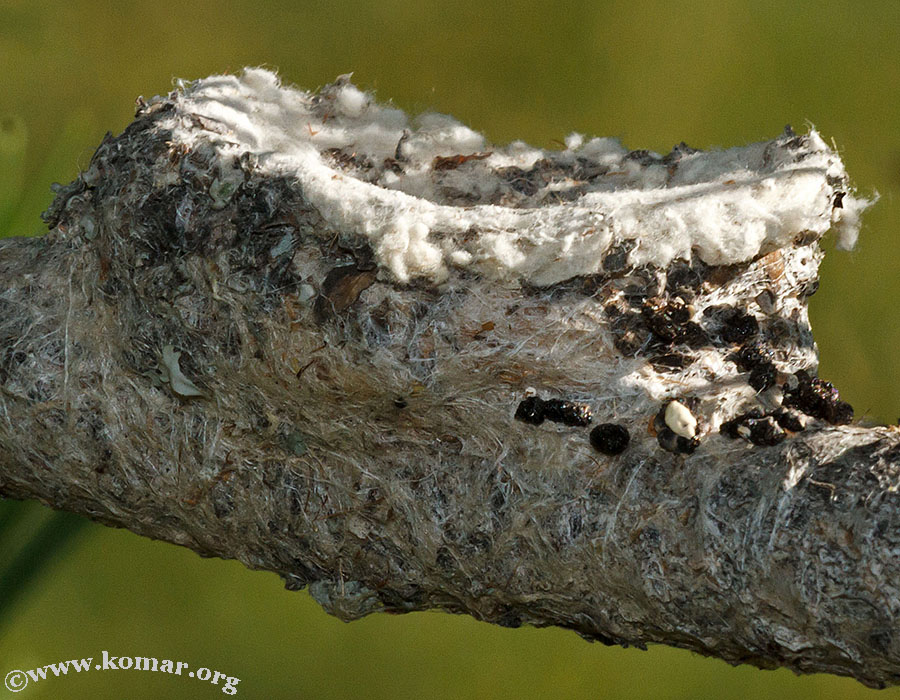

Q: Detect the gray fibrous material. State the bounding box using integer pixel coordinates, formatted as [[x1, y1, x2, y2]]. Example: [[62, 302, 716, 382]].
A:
[[1, 68, 899, 686]]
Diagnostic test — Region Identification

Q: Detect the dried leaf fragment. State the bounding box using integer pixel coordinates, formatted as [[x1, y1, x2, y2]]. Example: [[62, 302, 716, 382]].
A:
[[314, 265, 377, 320]]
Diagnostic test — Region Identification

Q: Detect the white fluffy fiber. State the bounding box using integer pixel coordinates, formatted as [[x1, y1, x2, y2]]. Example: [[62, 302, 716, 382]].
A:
[[170, 68, 870, 286]]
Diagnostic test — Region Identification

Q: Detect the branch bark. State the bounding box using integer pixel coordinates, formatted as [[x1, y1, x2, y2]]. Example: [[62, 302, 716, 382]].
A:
[[1, 69, 898, 687]]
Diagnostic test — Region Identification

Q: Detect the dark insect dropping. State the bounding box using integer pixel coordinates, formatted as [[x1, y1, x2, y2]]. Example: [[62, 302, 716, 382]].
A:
[[703, 305, 760, 345], [720, 411, 786, 447], [774, 408, 806, 433], [733, 343, 774, 371], [721, 309, 759, 344], [640, 296, 707, 347], [828, 400, 854, 425], [590, 424, 630, 455], [642, 296, 690, 342], [541, 399, 593, 427], [748, 363, 777, 392], [782, 370, 853, 425], [515, 396, 546, 425], [656, 428, 699, 454], [515, 395, 593, 427], [732, 343, 777, 392], [747, 416, 786, 446], [602, 241, 634, 273], [720, 409, 764, 439]]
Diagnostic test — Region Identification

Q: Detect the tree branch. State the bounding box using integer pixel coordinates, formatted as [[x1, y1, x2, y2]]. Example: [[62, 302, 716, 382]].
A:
[[1, 68, 897, 687]]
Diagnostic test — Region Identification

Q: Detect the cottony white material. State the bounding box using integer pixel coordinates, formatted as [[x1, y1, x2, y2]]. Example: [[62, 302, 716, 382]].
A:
[[168, 68, 871, 286]]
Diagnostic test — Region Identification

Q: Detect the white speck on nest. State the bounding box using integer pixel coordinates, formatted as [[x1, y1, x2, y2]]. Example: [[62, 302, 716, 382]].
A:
[[666, 401, 697, 439], [159, 345, 205, 398]]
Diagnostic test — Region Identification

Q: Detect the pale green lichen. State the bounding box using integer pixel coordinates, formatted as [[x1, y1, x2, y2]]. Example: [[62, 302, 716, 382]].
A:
[[282, 430, 308, 456], [208, 163, 244, 210]]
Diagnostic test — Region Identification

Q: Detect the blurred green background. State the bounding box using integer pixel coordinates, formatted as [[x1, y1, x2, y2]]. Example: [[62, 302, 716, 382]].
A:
[[1, 1, 898, 698]]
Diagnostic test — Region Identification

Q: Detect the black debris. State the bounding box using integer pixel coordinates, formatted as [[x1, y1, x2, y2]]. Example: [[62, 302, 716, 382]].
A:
[[748, 363, 777, 392], [542, 399, 593, 427], [703, 305, 760, 344], [602, 241, 635, 273], [625, 149, 658, 166], [642, 296, 690, 342], [748, 416, 786, 446], [828, 400, 855, 425], [774, 408, 806, 433], [782, 370, 854, 425], [653, 405, 669, 434], [663, 141, 698, 164], [721, 309, 759, 344], [732, 343, 774, 371], [675, 322, 709, 348], [649, 353, 688, 373], [641, 296, 709, 347], [656, 428, 679, 452], [801, 280, 819, 298], [515, 396, 545, 425], [590, 423, 630, 455], [720, 409, 764, 439], [515, 395, 593, 427], [664, 259, 705, 297], [720, 410, 786, 446], [605, 302, 652, 356], [656, 427, 699, 454]]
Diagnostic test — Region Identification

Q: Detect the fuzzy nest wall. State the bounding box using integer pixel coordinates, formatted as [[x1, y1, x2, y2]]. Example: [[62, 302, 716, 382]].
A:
[[2, 68, 900, 687]]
